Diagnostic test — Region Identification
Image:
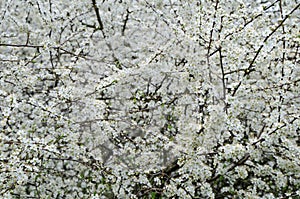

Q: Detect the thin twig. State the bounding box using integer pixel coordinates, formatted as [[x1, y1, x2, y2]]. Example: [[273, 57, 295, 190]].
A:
[[218, 47, 226, 100], [246, 3, 300, 76], [91, 0, 104, 30]]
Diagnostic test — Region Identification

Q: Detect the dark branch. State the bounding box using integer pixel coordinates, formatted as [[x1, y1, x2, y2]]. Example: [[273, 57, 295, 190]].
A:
[[0, 43, 43, 48], [92, 0, 104, 30], [121, 9, 131, 36], [246, 2, 300, 75]]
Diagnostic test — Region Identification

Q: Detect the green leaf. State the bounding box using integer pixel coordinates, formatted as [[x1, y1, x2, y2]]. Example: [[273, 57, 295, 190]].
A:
[[151, 192, 157, 199]]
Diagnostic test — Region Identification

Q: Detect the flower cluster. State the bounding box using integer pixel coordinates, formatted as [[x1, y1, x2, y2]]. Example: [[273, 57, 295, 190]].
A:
[[0, 0, 299, 198]]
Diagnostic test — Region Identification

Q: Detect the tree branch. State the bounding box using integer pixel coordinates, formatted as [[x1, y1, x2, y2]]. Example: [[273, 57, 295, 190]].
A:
[[246, 2, 300, 76], [91, 0, 104, 30]]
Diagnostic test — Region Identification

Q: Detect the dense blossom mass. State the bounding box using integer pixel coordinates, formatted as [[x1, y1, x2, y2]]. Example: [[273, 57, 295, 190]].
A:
[[0, 0, 300, 198]]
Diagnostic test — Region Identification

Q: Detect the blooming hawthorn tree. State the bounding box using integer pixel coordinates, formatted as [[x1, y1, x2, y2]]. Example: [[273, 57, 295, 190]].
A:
[[0, 0, 299, 198]]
